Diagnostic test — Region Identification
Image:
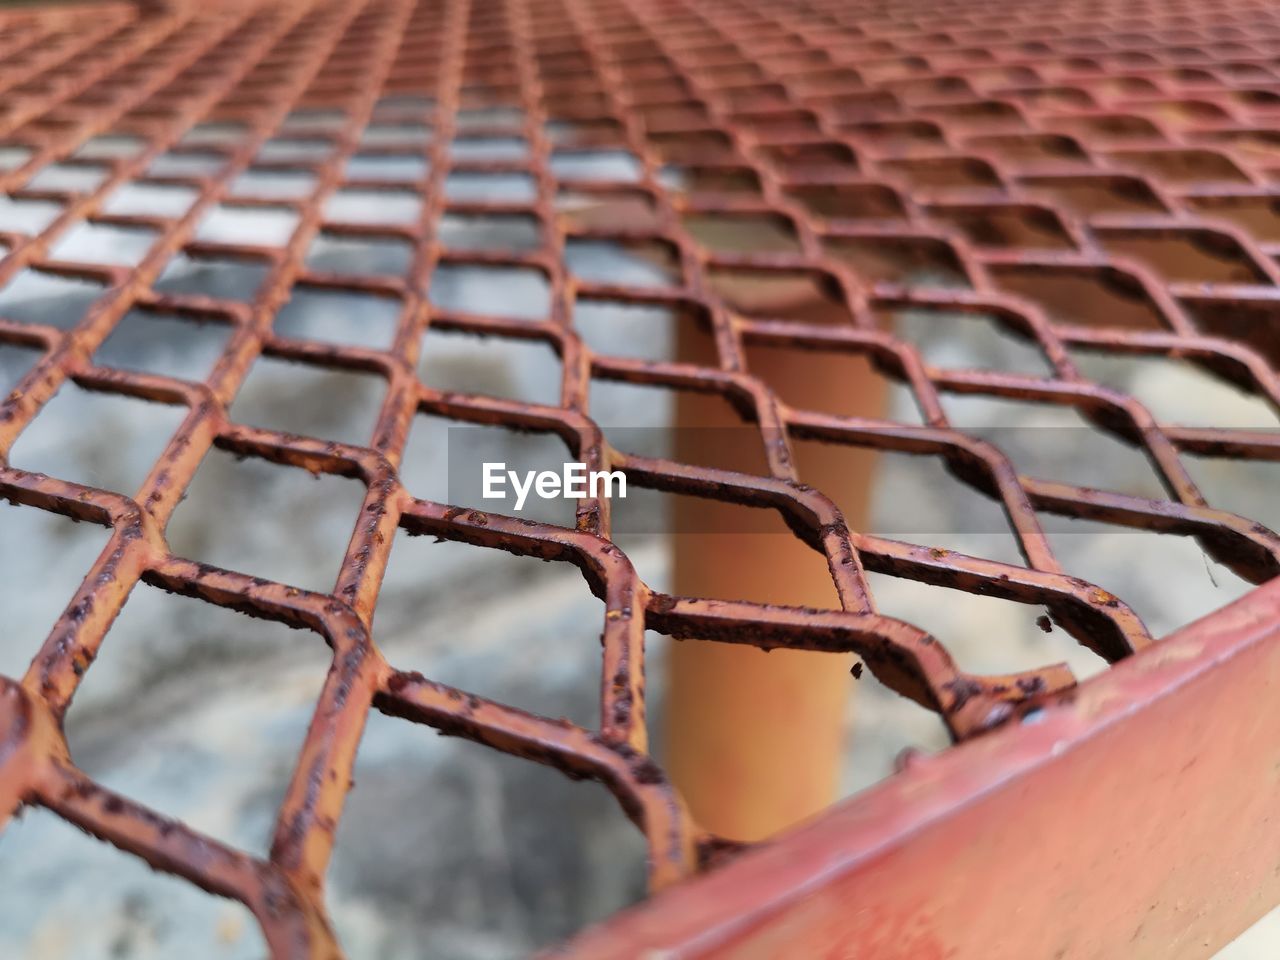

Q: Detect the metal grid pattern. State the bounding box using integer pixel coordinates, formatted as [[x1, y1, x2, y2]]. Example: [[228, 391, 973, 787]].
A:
[[0, 0, 1277, 954]]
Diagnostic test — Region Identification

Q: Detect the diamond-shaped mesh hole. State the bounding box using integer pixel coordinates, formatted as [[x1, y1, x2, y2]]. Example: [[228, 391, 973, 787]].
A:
[[305, 232, 414, 277], [990, 263, 1169, 330], [0, 269, 105, 330], [930, 204, 1076, 250], [167, 450, 366, 593], [825, 234, 971, 288], [230, 357, 386, 447], [565, 237, 682, 289], [429, 263, 551, 320], [0, 195, 63, 234], [155, 253, 271, 301], [93, 309, 231, 382], [11, 384, 186, 495], [49, 223, 156, 267], [1095, 228, 1270, 285], [420, 328, 561, 406], [102, 182, 199, 218], [273, 285, 401, 350], [64, 585, 333, 853]]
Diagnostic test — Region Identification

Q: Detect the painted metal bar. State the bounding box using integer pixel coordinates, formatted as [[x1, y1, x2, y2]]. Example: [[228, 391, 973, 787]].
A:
[[557, 578, 1280, 959]]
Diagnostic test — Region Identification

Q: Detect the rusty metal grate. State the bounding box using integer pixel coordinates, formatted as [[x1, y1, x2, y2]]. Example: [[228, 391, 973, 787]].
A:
[[1, 0, 1279, 954]]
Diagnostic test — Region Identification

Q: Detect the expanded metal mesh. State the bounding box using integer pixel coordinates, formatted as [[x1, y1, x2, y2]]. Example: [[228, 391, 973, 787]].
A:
[[0, 0, 1279, 953]]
